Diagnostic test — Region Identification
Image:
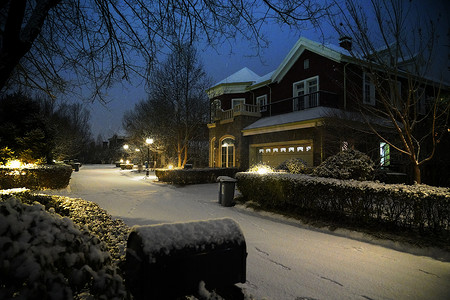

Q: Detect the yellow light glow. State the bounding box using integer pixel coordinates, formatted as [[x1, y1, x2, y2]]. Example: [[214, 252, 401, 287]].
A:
[[146, 138, 154, 145], [256, 165, 272, 175], [120, 159, 124, 163], [6, 160, 22, 168], [168, 164, 174, 170], [126, 160, 130, 164], [123, 144, 129, 150]]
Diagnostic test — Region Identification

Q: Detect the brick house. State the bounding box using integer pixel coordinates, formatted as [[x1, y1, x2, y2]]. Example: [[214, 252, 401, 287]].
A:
[[206, 37, 448, 181]]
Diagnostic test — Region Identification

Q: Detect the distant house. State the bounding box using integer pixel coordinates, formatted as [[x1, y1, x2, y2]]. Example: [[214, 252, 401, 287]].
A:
[[207, 36, 448, 182]]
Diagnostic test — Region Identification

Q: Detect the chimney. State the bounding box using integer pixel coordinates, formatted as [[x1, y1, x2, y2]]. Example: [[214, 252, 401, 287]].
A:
[[339, 36, 352, 51]]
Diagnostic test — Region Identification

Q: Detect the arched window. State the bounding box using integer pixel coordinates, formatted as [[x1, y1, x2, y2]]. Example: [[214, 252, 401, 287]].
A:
[[221, 137, 235, 168]]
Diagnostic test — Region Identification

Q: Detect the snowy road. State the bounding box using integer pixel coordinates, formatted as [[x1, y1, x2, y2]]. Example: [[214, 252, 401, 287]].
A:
[[46, 165, 450, 300]]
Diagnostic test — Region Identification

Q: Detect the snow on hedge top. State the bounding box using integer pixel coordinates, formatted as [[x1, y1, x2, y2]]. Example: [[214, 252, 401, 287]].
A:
[[131, 218, 245, 261]]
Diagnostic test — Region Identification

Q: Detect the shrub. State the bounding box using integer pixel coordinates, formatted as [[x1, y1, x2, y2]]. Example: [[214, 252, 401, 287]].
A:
[[0, 197, 127, 299], [236, 172, 450, 232], [155, 168, 238, 185], [0, 163, 72, 190], [313, 149, 374, 181], [276, 158, 309, 174]]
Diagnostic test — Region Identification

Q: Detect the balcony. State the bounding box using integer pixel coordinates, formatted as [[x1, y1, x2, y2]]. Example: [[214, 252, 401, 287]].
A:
[[209, 91, 338, 124], [260, 90, 338, 117], [212, 103, 261, 123]]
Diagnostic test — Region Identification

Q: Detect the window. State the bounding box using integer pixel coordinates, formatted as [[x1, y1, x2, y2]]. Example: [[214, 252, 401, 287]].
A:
[[293, 76, 319, 110], [257, 95, 268, 112], [380, 142, 390, 167], [363, 72, 376, 105], [390, 80, 402, 109], [232, 98, 245, 109], [221, 138, 235, 168], [304, 59, 310, 69], [211, 99, 221, 121]]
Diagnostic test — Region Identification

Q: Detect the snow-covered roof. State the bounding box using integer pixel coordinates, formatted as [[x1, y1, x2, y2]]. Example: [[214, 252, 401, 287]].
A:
[[212, 67, 260, 86], [242, 107, 344, 136]]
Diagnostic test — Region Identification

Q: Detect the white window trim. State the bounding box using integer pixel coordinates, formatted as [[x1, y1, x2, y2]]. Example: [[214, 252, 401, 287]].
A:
[[363, 72, 376, 106], [232, 98, 245, 109], [256, 94, 268, 112], [292, 76, 319, 110]]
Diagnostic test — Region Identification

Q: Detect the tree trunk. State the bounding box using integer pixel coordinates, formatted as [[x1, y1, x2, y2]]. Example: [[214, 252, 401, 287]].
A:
[[413, 163, 421, 184]]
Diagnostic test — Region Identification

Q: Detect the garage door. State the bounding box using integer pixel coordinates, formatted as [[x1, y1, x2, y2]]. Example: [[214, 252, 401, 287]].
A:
[[256, 143, 313, 168]]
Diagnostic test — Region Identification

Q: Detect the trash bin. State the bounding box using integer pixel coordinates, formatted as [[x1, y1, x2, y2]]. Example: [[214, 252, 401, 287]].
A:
[[125, 218, 247, 299], [217, 176, 237, 207], [73, 163, 80, 172]]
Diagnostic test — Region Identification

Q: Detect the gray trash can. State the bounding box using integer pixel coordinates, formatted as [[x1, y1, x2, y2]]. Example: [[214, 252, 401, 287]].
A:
[[73, 163, 80, 172], [217, 176, 237, 207]]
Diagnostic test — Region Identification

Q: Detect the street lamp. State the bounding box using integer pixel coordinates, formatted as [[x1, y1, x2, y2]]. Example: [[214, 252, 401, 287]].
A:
[[145, 138, 153, 176], [123, 144, 129, 165]]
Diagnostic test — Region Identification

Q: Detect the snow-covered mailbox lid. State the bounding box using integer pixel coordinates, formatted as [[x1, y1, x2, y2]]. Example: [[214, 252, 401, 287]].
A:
[[125, 218, 247, 299]]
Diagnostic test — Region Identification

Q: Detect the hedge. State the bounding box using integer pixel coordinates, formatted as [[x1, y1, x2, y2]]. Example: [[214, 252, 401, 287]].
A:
[[0, 164, 72, 190], [236, 172, 450, 232], [155, 168, 238, 185]]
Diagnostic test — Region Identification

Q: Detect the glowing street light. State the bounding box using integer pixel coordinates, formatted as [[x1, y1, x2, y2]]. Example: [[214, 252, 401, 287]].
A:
[[146, 138, 154, 176]]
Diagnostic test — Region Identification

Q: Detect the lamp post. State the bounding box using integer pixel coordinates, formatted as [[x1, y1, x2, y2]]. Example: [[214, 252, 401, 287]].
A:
[[123, 144, 129, 164], [145, 138, 153, 176]]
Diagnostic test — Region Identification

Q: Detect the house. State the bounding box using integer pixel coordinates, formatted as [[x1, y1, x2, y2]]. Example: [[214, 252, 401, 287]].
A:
[[207, 36, 450, 184]]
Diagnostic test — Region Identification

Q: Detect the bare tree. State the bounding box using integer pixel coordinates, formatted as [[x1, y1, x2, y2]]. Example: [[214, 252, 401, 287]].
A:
[[330, 0, 450, 184], [123, 45, 210, 167], [0, 0, 329, 100]]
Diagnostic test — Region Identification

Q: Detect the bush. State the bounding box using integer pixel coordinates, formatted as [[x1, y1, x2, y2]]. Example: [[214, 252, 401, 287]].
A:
[[276, 158, 309, 174], [236, 172, 450, 232], [0, 164, 72, 190], [155, 168, 238, 185], [0, 197, 127, 299], [313, 149, 374, 181]]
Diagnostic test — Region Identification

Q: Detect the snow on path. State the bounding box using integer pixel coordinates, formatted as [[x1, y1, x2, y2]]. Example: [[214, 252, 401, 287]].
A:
[[46, 165, 450, 300]]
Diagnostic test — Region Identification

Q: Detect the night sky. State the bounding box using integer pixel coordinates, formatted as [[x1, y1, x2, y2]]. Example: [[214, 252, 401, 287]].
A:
[[86, 1, 449, 140]]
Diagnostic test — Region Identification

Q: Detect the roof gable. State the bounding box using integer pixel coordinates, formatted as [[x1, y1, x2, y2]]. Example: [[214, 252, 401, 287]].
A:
[[213, 67, 260, 86], [271, 37, 351, 83]]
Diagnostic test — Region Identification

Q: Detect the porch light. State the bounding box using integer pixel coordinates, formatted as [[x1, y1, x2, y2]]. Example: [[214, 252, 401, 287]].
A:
[[256, 165, 273, 175], [120, 159, 124, 163], [167, 164, 174, 170]]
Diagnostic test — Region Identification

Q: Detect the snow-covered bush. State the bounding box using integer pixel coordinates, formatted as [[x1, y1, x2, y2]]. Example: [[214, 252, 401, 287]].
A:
[[236, 172, 450, 232], [276, 158, 309, 174], [312, 149, 374, 181], [0, 197, 127, 299], [0, 163, 72, 190]]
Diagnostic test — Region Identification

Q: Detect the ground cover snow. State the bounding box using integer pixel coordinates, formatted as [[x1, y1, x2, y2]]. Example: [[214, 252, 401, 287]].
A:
[[43, 164, 450, 300]]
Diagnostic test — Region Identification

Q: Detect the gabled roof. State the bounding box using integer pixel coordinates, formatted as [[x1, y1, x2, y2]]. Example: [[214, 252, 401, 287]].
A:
[[270, 37, 352, 84], [212, 67, 260, 86]]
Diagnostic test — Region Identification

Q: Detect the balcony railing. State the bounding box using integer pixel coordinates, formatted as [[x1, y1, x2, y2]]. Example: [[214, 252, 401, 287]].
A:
[[211, 91, 338, 122], [213, 103, 261, 122], [260, 90, 338, 117]]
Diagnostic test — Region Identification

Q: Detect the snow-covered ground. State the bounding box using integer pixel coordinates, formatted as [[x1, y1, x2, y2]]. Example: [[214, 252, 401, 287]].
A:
[[45, 165, 450, 300]]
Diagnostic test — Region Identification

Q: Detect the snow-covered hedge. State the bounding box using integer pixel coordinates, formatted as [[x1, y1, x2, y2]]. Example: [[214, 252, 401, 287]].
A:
[[236, 172, 450, 232], [276, 158, 310, 174], [0, 164, 72, 190], [0, 196, 127, 299], [312, 149, 375, 181], [155, 168, 238, 184]]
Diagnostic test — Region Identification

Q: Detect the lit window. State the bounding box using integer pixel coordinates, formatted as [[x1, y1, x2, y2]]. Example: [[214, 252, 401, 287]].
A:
[[306, 146, 312, 151], [341, 141, 348, 151], [281, 148, 286, 152], [289, 147, 295, 152], [259, 149, 264, 154], [266, 148, 271, 153], [273, 148, 278, 152], [380, 142, 390, 167], [297, 146, 304, 152]]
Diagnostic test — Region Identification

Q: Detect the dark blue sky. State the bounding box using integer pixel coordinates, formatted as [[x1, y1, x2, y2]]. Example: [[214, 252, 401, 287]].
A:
[[87, 0, 449, 140]]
